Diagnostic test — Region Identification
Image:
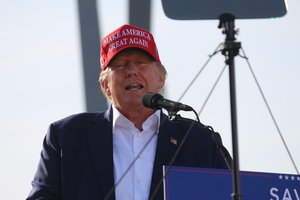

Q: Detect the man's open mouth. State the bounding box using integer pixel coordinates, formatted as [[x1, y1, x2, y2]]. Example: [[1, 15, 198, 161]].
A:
[[125, 83, 144, 91]]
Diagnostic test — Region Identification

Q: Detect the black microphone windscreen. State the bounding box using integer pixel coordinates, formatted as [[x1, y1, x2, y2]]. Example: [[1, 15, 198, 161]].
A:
[[142, 92, 162, 109]]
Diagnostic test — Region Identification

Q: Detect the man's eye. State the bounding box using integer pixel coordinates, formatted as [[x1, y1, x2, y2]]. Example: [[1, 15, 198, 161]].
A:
[[114, 64, 125, 69], [136, 60, 148, 65]]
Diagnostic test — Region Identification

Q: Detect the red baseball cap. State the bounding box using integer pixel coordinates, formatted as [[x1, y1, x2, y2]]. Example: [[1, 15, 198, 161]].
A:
[[100, 24, 161, 71]]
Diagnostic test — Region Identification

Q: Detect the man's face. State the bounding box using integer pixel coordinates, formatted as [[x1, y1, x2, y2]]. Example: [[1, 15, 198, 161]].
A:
[[104, 48, 165, 111]]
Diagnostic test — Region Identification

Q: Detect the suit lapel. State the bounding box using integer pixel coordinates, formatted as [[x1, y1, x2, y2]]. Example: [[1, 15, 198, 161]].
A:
[[86, 110, 116, 200], [149, 114, 182, 199]]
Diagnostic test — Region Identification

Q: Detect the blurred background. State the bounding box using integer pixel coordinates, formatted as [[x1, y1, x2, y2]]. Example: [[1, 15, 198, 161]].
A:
[[0, 0, 299, 199]]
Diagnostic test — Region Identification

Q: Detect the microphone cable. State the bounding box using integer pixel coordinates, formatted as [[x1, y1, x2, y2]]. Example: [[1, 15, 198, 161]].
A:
[[149, 110, 198, 200], [177, 112, 233, 170], [149, 107, 233, 200]]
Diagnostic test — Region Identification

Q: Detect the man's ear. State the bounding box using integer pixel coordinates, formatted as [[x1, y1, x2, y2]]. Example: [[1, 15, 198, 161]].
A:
[[100, 79, 110, 96], [100, 79, 107, 90], [157, 72, 166, 90]]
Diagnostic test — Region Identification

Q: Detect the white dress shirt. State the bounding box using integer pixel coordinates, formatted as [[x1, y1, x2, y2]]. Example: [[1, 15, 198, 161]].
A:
[[112, 105, 160, 200]]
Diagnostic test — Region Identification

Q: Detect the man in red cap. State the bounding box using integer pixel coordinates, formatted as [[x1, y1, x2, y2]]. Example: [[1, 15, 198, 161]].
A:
[[27, 24, 229, 200]]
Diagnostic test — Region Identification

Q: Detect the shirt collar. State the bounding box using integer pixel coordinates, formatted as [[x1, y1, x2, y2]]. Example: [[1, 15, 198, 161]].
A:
[[112, 104, 160, 133]]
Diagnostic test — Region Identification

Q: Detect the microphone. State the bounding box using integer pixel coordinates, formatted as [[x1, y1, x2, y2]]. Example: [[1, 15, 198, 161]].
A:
[[142, 92, 193, 113]]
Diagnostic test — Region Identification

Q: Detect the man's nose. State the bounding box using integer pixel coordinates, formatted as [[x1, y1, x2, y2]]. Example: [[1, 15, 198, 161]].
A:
[[126, 62, 138, 76]]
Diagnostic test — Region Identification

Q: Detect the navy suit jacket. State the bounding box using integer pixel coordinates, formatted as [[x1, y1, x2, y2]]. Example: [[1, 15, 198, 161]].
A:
[[27, 108, 228, 200]]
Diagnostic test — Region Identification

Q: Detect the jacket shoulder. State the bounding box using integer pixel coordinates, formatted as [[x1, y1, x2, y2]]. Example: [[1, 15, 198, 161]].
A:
[[52, 111, 108, 128]]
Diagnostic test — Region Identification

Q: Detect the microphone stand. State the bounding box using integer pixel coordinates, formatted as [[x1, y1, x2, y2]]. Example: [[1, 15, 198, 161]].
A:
[[218, 13, 243, 200], [170, 113, 233, 170]]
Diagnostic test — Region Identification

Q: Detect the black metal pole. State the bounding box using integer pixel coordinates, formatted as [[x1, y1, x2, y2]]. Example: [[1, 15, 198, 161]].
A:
[[228, 54, 242, 200], [219, 13, 243, 200]]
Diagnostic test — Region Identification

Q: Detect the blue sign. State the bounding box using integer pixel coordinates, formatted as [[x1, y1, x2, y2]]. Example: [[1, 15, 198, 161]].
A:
[[163, 166, 300, 200]]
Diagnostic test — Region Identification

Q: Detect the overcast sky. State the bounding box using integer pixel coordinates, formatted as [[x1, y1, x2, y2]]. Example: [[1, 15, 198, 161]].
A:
[[0, 0, 299, 199]]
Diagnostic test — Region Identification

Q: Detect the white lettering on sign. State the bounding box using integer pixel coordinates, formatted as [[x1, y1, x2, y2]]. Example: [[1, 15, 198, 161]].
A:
[[270, 187, 300, 200], [270, 187, 279, 200]]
